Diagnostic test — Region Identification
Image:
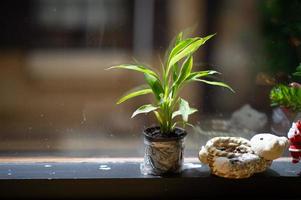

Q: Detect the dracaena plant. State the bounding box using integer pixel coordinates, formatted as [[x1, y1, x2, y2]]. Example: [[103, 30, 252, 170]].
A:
[[108, 32, 234, 134]]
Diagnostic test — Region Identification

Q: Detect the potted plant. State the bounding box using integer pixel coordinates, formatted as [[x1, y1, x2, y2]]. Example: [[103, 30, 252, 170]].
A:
[[270, 63, 301, 135], [108, 32, 233, 175]]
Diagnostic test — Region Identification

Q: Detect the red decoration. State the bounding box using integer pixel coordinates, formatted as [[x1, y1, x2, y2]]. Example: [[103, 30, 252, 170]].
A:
[[288, 120, 301, 163]]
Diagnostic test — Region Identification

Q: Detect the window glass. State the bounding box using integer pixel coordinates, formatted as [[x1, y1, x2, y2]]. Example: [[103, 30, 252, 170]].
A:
[[0, 0, 299, 158]]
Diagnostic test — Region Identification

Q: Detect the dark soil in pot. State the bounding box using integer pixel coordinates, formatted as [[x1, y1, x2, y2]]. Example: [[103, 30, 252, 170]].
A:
[[143, 126, 187, 142]]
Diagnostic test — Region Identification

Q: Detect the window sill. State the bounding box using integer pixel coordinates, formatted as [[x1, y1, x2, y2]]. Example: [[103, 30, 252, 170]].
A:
[[0, 157, 300, 199]]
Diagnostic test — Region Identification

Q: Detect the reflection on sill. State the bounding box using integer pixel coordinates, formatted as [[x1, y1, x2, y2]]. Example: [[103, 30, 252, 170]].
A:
[[0, 157, 199, 163], [0, 157, 291, 163]]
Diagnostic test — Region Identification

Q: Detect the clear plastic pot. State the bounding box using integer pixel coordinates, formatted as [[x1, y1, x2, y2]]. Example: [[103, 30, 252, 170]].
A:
[[140, 126, 187, 175]]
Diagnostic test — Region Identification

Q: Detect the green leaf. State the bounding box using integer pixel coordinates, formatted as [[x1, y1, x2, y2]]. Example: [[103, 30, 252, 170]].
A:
[[174, 32, 183, 45], [172, 121, 195, 129], [293, 63, 301, 77], [168, 38, 195, 63], [172, 63, 180, 82], [131, 104, 158, 118], [177, 56, 193, 84], [172, 110, 181, 119], [144, 73, 164, 101], [117, 88, 152, 104], [173, 98, 198, 122], [171, 56, 193, 95], [165, 38, 197, 78], [293, 72, 301, 76], [167, 34, 216, 71], [166, 38, 197, 74], [168, 33, 188, 60], [185, 70, 220, 81], [154, 111, 163, 125], [194, 79, 235, 93], [108, 64, 159, 78], [164, 32, 184, 65]]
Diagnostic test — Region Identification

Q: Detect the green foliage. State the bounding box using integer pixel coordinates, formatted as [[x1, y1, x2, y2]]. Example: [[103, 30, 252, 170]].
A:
[[259, 0, 301, 74], [270, 84, 301, 112], [108, 32, 234, 134], [293, 63, 301, 77]]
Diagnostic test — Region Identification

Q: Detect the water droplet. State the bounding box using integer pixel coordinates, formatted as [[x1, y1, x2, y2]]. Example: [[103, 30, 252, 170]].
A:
[[99, 165, 111, 170], [7, 173, 12, 176], [44, 164, 52, 168], [50, 172, 56, 175], [81, 112, 87, 124]]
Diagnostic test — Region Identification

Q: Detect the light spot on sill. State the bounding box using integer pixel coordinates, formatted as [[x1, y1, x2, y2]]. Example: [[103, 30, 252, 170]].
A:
[[184, 163, 202, 169], [99, 165, 111, 170], [286, 170, 296, 174], [44, 164, 52, 168]]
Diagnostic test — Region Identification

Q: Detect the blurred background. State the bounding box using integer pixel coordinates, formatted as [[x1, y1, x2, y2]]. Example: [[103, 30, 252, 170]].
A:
[[0, 0, 300, 157]]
